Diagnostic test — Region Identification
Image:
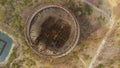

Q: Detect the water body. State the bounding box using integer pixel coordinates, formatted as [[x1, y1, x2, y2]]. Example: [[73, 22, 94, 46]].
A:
[[0, 32, 13, 62]]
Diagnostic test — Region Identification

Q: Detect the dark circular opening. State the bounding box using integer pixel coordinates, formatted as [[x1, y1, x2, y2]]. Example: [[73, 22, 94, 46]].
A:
[[33, 16, 71, 52]]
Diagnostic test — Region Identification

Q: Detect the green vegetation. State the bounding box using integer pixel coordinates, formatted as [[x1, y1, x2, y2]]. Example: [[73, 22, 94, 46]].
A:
[[43, 0, 55, 3], [67, 0, 93, 16], [25, 58, 36, 67], [118, 41, 120, 47], [6, 48, 17, 68], [0, 0, 12, 6], [97, 15, 106, 25], [113, 59, 120, 67], [11, 63, 19, 68], [97, 64, 104, 68], [85, 4, 93, 15], [0, 0, 34, 37], [106, 59, 120, 68], [0, 0, 34, 67], [67, 0, 79, 13]]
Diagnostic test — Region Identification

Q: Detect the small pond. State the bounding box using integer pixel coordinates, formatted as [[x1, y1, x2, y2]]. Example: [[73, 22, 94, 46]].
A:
[[0, 32, 13, 62]]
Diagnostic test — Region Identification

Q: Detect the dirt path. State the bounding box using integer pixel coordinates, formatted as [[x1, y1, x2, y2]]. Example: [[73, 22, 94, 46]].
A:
[[78, 55, 87, 68], [81, 0, 111, 19], [88, 18, 114, 68], [78, 0, 115, 68]]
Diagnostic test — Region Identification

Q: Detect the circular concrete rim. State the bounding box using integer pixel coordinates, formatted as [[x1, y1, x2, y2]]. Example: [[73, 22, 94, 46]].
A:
[[25, 4, 80, 58]]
